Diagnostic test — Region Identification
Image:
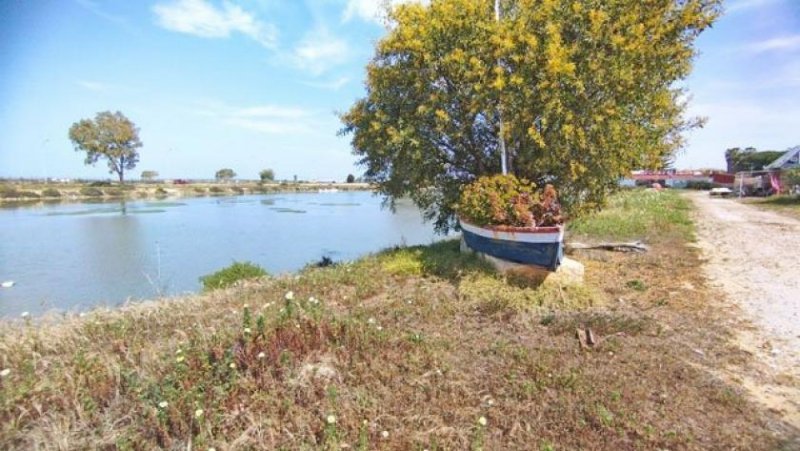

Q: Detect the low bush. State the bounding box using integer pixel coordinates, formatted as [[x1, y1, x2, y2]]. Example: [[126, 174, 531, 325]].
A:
[[79, 187, 103, 197], [231, 186, 245, 194], [200, 261, 268, 291], [155, 187, 168, 196], [103, 188, 123, 197], [0, 188, 20, 198], [685, 181, 714, 190], [0, 188, 42, 199], [209, 186, 225, 193], [41, 188, 61, 197]]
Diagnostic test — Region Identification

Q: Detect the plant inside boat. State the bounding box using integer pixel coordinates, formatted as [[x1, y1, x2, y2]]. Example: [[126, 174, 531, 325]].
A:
[[458, 174, 563, 229]]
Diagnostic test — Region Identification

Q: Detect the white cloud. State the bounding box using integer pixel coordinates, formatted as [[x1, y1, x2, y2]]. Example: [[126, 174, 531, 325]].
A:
[[342, 0, 427, 24], [192, 101, 320, 134], [746, 34, 800, 54], [152, 0, 277, 48], [301, 76, 351, 90], [289, 27, 350, 75]]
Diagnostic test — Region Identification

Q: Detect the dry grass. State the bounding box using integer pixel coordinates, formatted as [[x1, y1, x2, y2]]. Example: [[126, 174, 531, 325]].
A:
[[0, 190, 797, 449]]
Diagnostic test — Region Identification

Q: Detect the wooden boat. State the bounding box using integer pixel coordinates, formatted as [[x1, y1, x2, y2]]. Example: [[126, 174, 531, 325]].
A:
[[460, 220, 564, 270]]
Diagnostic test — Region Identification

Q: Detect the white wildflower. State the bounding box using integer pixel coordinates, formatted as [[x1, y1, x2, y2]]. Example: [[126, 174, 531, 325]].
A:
[[327, 414, 336, 424], [367, 317, 376, 325], [376, 326, 383, 331], [0, 369, 10, 377], [195, 409, 204, 418], [285, 291, 294, 300], [244, 327, 252, 334], [229, 362, 236, 369], [176, 356, 185, 363], [176, 349, 183, 355], [381, 430, 389, 439], [20, 311, 29, 318], [478, 416, 487, 426], [243, 304, 249, 309], [158, 401, 168, 408], [257, 352, 266, 359]]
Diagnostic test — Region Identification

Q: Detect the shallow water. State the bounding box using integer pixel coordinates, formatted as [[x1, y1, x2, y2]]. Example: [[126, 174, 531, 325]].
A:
[[0, 192, 443, 317]]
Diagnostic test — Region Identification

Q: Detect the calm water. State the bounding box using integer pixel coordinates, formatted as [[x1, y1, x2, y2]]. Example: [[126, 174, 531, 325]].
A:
[[0, 192, 444, 317]]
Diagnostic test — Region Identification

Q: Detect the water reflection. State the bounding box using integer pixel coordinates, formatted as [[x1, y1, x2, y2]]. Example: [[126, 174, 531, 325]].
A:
[[0, 192, 444, 316]]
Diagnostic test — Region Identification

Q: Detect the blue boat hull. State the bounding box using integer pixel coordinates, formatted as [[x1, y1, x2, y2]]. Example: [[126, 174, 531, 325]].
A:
[[460, 222, 564, 270]]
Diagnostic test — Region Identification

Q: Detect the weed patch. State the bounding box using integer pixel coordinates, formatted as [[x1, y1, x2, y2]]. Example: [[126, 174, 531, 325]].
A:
[[569, 189, 693, 242], [200, 261, 268, 291]]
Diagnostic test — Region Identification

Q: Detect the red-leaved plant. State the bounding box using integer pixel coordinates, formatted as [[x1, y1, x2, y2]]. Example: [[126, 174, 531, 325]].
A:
[[458, 175, 563, 228]]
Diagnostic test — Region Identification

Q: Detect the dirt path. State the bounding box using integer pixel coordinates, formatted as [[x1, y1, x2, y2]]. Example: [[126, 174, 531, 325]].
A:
[[687, 191, 800, 426]]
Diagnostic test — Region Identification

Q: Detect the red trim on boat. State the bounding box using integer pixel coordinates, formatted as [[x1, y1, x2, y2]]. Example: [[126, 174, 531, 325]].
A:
[[459, 219, 563, 234]]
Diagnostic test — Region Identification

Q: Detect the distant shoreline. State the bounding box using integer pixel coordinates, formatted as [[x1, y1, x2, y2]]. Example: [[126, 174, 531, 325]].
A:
[[0, 180, 374, 204]]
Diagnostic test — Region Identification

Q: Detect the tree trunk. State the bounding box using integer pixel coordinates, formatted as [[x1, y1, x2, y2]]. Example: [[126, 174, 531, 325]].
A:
[[119, 170, 124, 185]]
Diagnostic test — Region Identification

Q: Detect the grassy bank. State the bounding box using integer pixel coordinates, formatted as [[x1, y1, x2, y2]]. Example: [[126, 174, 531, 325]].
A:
[[741, 195, 800, 220], [0, 189, 793, 449], [0, 180, 371, 204]]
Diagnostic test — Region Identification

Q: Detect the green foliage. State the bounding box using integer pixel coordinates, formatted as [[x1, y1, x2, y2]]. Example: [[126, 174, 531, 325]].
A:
[[340, 0, 720, 231], [784, 168, 800, 188], [42, 188, 61, 198], [200, 261, 267, 291], [68, 111, 142, 184], [140, 170, 159, 182], [458, 174, 562, 227], [259, 169, 275, 183], [378, 240, 493, 280], [215, 168, 236, 181], [209, 186, 225, 194], [346, 174, 356, 183], [80, 187, 104, 197], [725, 147, 783, 172], [568, 189, 693, 241]]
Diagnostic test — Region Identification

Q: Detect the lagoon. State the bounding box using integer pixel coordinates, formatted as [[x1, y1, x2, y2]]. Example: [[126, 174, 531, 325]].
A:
[[0, 191, 443, 317]]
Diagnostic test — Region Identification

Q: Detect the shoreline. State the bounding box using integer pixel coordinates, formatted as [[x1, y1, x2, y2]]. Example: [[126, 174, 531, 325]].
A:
[[0, 180, 374, 205]]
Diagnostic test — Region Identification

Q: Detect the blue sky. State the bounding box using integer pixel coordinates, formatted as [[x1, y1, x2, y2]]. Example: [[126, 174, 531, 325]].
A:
[[0, 0, 798, 181]]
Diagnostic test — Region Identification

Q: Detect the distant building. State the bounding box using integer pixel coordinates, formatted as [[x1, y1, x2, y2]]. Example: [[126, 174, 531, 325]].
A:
[[764, 145, 800, 170]]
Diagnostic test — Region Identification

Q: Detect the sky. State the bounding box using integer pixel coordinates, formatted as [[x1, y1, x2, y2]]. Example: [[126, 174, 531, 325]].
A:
[[0, 0, 799, 181]]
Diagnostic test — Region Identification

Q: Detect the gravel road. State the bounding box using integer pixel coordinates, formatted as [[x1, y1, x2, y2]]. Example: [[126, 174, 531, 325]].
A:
[[688, 191, 799, 373]]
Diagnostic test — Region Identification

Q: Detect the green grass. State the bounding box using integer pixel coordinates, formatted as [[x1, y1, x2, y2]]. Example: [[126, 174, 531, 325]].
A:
[[199, 261, 268, 291], [568, 189, 694, 241]]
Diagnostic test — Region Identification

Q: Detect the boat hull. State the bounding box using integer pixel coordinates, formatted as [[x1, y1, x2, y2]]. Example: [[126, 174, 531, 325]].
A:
[[460, 221, 564, 270]]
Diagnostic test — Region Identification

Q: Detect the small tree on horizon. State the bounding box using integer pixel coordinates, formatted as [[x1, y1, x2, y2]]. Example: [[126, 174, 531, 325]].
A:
[[68, 111, 142, 184], [259, 169, 275, 183], [346, 174, 356, 183], [215, 168, 237, 182], [140, 170, 159, 182]]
